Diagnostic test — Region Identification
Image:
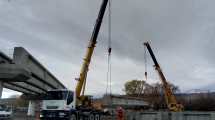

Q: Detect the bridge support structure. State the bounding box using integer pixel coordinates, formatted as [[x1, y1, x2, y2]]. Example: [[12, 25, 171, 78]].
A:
[[0, 81, 3, 98], [27, 100, 36, 116]]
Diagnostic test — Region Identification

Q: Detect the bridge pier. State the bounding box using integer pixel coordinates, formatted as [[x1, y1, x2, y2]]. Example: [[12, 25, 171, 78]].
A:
[[0, 81, 3, 98], [27, 100, 36, 116]]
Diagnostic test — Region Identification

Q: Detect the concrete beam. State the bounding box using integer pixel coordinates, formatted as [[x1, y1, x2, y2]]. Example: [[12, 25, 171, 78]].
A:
[[13, 47, 65, 89], [11, 82, 44, 94], [0, 64, 30, 82], [3, 82, 36, 95], [0, 47, 66, 95], [0, 51, 12, 63]]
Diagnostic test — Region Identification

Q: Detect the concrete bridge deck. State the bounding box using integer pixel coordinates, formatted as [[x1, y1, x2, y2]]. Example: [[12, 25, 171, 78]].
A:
[[0, 47, 66, 96]]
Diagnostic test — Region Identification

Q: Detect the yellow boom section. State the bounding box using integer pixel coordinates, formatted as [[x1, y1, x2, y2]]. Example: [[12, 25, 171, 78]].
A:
[[75, 0, 109, 98], [75, 40, 96, 97], [144, 42, 183, 112]]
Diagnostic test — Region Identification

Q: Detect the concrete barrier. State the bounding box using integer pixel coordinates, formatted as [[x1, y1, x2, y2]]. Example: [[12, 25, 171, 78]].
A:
[[126, 111, 215, 120]]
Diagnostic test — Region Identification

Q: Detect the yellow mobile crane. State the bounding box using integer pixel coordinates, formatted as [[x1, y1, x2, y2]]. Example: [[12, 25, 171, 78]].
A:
[[40, 0, 109, 120], [144, 42, 183, 112], [75, 0, 109, 106]]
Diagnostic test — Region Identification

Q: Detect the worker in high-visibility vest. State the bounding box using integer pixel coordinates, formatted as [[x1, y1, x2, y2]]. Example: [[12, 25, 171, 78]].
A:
[[117, 106, 125, 120]]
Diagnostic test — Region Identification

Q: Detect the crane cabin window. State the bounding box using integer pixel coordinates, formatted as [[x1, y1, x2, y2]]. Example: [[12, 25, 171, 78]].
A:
[[67, 91, 74, 105], [44, 91, 68, 100]]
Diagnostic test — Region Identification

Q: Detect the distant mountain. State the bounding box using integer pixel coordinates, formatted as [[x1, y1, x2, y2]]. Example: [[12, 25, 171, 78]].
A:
[[200, 84, 215, 92]]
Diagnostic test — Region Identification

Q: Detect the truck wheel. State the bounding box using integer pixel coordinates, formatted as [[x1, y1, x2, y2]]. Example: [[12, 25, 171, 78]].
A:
[[70, 114, 77, 120], [94, 114, 100, 120], [89, 114, 95, 120]]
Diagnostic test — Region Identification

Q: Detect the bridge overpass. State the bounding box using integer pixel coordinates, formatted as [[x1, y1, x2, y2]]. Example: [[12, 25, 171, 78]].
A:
[[0, 47, 66, 97]]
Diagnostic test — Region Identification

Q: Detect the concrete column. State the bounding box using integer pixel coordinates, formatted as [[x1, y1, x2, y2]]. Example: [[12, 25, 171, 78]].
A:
[[0, 81, 3, 99], [27, 100, 36, 116]]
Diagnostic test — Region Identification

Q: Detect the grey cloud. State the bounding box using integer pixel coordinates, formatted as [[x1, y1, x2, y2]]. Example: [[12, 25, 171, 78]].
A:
[[1, 0, 215, 95]]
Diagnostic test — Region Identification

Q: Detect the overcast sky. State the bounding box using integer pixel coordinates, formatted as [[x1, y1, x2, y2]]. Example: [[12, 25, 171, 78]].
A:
[[1, 0, 215, 97]]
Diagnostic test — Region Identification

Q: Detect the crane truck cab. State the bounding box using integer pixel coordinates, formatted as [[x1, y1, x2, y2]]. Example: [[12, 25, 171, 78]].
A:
[[40, 89, 77, 119], [40, 89, 102, 120]]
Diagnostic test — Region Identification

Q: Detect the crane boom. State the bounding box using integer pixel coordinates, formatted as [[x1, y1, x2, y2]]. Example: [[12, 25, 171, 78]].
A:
[[144, 42, 183, 112], [40, 1, 109, 119], [75, 0, 109, 98]]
